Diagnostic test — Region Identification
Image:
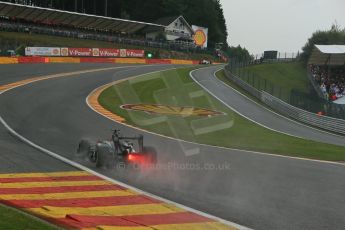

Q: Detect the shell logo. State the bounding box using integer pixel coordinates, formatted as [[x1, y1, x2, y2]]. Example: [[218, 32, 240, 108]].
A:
[[121, 104, 225, 117], [93, 48, 100, 57], [120, 49, 127, 57], [194, 29, 207, 47], [52, 49, 60, 55], [61, 48, 68, 56]]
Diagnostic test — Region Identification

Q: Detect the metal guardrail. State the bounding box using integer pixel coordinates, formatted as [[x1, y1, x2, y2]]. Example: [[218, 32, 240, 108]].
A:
[[224, 67, 345, 135], [261, 92, 345, 135], [224, 66, 261, 99]]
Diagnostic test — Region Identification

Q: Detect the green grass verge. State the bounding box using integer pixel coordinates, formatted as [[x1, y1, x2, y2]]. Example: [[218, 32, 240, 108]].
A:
[[0, 204, 60, 230], [233, 62, 310, 101], [99, 66, 345, 161], [242, 62, 309, 93]]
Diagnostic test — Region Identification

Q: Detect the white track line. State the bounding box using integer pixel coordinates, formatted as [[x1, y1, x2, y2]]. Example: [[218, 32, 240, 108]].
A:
[[0, 65, 250, 230]]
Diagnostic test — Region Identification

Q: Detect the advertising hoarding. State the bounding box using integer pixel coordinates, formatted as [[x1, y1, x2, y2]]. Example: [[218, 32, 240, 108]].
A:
[[126, 49, 145, 58], [192, 25, 208, 48], [25, 47, 61, 56], [26, 47, 145, 58]]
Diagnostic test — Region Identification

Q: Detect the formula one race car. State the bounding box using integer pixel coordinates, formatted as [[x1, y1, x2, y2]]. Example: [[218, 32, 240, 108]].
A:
[[199, 59, 212, 65], [77, 129, 157, 169]]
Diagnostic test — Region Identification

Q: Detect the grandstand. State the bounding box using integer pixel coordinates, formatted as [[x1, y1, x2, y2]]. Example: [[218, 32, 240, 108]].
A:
[[308, 45, 345, 104], [0, 1, 163, 34]]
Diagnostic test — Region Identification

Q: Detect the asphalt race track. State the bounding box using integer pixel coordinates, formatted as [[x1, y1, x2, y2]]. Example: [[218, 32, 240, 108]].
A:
[[1, 64, 345, 230]]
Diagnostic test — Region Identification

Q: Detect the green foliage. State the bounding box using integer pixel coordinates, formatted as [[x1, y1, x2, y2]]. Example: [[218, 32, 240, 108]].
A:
[[15, 44, 26, 56], [301, 24, 345, 62], [155, 32, 166, 42], [225, 45, 252, 62], [3, 0, 228, 48]]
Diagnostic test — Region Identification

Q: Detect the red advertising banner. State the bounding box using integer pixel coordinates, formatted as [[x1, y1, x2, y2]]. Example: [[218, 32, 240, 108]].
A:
[[66, 48, 93, 57], [97, 48, 120, 57], [126, 49, 145, 58]]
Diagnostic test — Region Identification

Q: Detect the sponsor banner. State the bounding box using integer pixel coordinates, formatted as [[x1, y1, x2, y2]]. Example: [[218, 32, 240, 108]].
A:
[[60, 48, 68, 57], [25, 47, 61, 56], [92, 48, 100, 57], [126, 49, 145, 58], [96, 49, 144, 58], [192, 25, 208, 48], [25, 47, 145, 57], [121, 104, 225, 117], [98, 48, 120, 57], [120, 49, 127, 57], [67, 48, 93, 57]]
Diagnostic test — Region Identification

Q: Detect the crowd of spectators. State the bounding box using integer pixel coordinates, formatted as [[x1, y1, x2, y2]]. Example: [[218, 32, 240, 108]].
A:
[[0, 18, 207, 53], [310, 64, 345, 101]]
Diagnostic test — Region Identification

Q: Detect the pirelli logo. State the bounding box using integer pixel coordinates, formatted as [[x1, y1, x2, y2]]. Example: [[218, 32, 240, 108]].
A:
[[121, 104, 225, 117]]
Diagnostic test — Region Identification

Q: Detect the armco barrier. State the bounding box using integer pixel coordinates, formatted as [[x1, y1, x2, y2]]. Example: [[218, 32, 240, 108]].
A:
[[224, 68, 345, 135], [0, 57, 18, 64], [224, 68, 261, 99], [261, 91, 345, 135]]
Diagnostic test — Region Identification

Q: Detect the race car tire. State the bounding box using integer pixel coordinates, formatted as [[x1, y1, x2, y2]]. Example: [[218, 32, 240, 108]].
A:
[[96, 145, 115, 169], [76, 139, 95, 160]]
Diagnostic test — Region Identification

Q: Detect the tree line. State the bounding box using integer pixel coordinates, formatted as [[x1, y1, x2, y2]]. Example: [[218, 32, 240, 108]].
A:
[[4, 0, 228, 48], [301, 24, 345, 63]]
